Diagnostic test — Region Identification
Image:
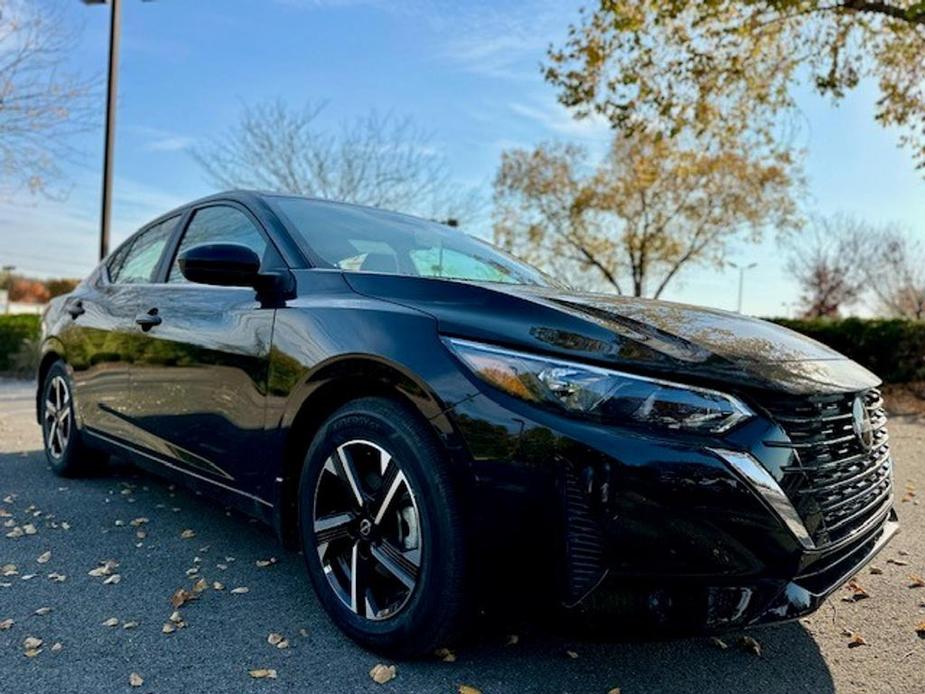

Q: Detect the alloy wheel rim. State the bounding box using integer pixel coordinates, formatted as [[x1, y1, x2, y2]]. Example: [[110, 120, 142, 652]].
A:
[[312, 439, 422, 621], [44, 375, 72, 460]]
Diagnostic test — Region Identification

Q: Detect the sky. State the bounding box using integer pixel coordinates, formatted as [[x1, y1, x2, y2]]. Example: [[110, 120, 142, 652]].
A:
[[1, 0, 923, 316]]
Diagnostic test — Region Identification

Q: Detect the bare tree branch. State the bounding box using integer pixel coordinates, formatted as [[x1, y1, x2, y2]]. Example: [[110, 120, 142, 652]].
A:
[[0, 0, 97, 198], [192, 100, 482, 226]]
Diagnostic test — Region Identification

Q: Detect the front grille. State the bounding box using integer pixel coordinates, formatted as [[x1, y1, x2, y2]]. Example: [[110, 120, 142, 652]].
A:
[[761, 389, 892, 546]]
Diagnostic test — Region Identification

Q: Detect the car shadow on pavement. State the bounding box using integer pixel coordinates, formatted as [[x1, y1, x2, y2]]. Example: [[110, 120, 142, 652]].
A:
[[0, 449, 836, 694]]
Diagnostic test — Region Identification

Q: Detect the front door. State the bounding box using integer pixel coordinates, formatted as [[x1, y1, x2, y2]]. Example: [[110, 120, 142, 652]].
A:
[[125, 203, 280, 498]]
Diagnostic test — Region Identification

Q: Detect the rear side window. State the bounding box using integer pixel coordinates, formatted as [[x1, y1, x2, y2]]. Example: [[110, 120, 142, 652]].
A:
[[111, 216, 179, 284], [168, 205, 270, 283]]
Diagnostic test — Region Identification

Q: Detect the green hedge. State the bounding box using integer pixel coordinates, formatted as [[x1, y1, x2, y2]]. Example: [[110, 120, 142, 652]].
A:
[[1, 311, 921, 383], [772, 318, 925, 384], [0, 314, 41, 372]]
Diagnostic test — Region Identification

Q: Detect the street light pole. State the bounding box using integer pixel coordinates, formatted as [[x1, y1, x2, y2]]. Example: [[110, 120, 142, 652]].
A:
[[83, 0, 122, 261], [730, 262, 758, 314]]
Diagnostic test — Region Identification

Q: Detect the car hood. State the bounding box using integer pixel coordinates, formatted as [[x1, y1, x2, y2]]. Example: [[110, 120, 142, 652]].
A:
[[344, 274, 880, 395]]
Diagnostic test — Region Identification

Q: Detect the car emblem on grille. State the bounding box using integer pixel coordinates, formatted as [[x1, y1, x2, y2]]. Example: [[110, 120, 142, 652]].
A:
[[852, 396, 874, 451]]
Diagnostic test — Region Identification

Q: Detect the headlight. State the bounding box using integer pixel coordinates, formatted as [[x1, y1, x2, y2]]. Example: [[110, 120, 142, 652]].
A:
[[445, 338, 753, 434]]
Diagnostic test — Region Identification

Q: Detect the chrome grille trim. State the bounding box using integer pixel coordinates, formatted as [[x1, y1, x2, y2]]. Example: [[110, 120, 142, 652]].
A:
[[759, 388, 893, 546]]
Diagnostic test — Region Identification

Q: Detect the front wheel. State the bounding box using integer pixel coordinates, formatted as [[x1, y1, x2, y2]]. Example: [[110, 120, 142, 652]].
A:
[[298, 397, 470, 657]]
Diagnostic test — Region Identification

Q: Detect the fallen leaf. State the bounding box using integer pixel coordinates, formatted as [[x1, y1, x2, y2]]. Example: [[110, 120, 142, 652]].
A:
[[710, 636, 729, 650], [88, 560, 119, 577], [607, 689, 622, 694], [842, 579, 869, 602], [48, 572, 66, 583], [192, 578, 208, 594], [36, 551, 51, 564], [231, 586, 249, 594], [103, 617, 119, 627], [6, 527, 23, 539], [1, 564, 16, 576], [22, 524, 36, 535], [129, 518, 148, 527], [847, 632, 868, 648], [435, 647, 456, 662], [256, 557, 278, 568], [739, 635, 761, 656], [23, 636, 42, 650], [888, 558, 909, 567], [170, 588, 195, 608], [916, 621, 925, 639], [565, 649, 579, 659], [505, 634, 519, 646], [212, 581, 224, 591], [370, 663, 396, 685], [908, 574, 925, 588], [459, 686, 482, 694], [50, 642, 62, 653], [103, 574, 121, 585], [162, 623, 176, 634], [180, 529, 196, 539], [249, 669, 278, 680], [169, 610, 183, 624], [123, 621, 138, 630], [267, 632, 287, 647], [34, 607, 52, 616], [129, 672, 143, 687], [0, 618, 12, 630], [868, 565, 883, 575]]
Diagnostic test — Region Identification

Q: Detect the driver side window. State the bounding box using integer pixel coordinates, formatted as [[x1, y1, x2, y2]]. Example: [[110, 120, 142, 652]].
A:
[[168, 205, 269, 283]]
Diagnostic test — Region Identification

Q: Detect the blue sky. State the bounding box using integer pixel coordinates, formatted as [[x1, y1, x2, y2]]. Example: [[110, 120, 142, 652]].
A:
[[2, 0, 923, 316]]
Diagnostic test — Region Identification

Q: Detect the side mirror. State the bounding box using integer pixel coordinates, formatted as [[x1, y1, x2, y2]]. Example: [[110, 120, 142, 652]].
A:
[[178, 243, 261, 288]]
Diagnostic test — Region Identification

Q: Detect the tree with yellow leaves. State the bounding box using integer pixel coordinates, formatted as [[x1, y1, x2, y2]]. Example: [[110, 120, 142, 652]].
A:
[[494, 131, 799, 297], [545, 1, 925, 172]]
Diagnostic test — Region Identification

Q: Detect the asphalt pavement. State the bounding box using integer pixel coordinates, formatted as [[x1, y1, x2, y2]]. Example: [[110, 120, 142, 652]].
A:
[[1, 377, 923, 693]]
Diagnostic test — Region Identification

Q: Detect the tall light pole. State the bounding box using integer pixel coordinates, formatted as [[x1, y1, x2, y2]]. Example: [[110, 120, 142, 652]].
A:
[[729, 262, 758, 313], [82, 0, 122, 260]]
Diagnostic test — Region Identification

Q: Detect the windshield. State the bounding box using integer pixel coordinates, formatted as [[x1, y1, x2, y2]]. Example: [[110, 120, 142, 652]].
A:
[[268, 196, 555, 287]]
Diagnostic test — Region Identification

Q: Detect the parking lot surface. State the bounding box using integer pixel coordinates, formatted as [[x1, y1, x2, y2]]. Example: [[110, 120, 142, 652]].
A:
[[1, 378, 923, 693]]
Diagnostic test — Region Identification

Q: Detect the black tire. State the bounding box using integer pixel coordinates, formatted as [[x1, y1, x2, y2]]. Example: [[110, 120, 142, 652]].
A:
[[298, 396, 470, 657], [40, 361, 107, 477]]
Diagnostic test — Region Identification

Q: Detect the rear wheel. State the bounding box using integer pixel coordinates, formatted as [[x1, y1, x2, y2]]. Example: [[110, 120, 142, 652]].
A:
[[298, 397, 469, 657], [41, 361, 106, 477]]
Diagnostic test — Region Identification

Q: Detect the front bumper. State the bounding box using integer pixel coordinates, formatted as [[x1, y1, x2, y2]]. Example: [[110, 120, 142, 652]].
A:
[[446, 389, 898, 632]]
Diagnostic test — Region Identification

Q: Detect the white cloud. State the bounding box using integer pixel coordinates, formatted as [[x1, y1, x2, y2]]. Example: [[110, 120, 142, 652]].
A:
[[126, 126, 196, 153], [146, 135, 196, 152], [433, 1, 577, 81], [507, 100, 611, 141]]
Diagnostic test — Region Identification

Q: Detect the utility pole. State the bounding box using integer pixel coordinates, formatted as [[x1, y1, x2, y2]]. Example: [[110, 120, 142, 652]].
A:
[[82, 0, 123, 260], [729, 262, 758, 313]]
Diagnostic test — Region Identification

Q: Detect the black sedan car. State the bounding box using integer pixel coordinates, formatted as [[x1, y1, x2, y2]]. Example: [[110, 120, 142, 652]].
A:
[[38, 191, 897, 656]]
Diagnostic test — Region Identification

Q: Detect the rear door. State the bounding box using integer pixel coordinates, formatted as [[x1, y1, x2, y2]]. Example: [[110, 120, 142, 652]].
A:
[[63, 216, 181, 442], [125, 202, 280, 497]]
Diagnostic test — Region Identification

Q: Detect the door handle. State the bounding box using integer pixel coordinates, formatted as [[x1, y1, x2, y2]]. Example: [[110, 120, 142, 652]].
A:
[[67, 300, 85, 319], [135, 308, 162, 331]]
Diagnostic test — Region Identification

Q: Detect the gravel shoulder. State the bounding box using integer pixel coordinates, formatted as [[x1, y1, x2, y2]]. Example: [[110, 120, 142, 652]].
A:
[[0, 378, 923, 693]]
